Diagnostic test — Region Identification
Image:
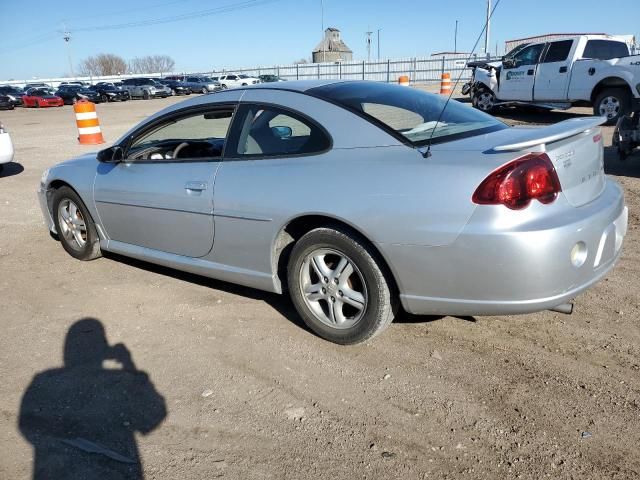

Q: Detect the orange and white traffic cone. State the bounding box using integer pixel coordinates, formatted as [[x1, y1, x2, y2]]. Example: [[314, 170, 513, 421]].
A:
[[440, 73, 452, 95], [398, 75, 410, 86], [74, 100, 104, 145]]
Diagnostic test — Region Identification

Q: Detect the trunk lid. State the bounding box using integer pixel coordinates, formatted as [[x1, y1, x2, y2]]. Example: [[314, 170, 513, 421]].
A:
[[491, 117, 606, 207]]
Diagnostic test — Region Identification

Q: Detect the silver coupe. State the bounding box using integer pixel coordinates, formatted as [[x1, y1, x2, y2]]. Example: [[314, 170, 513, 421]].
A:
[[38, 80, 628, 344]]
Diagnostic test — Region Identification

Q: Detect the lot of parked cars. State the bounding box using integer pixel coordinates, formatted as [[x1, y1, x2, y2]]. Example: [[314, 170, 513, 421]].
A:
[[0, 73, 270, 112]]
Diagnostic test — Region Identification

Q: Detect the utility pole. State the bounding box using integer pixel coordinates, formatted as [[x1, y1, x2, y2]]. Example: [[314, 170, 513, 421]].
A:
[[63, 26, 75, 78], [484, 0, 491, 54], [320, 0, 325, 62], [366, 28, 372, 62], [377, 28, 381, 60], [454, 20, 458, 53]]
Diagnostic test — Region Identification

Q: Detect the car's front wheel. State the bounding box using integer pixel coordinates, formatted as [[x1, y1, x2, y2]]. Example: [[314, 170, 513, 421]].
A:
[[142, 90, 150, 100], [287, 227, 397, 344], [472, 88, 496, 113], [52, 187, 101, 261]]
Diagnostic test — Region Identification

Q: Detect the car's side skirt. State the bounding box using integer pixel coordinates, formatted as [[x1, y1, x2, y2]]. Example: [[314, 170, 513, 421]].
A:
[[103, 240, 278, 293]]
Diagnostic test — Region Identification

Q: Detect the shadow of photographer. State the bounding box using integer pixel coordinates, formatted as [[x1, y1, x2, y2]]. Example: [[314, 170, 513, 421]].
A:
[[19, 318, 166, 479]]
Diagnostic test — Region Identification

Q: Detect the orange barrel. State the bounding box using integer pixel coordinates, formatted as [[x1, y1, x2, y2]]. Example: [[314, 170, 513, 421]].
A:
[[398, 75, 410, 86], [73, 100, 104, 145], [440, 72, 452, 95]]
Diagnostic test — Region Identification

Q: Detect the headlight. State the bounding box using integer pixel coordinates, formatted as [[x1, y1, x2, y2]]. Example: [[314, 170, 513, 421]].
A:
[[107, 92, 115, 96], [40, 168, 50, 186], [7, 95, 15, 101]]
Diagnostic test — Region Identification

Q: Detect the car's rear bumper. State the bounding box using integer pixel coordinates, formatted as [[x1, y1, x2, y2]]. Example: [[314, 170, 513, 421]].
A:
[[0, 132, 14, 164], [381, 179, 627, 316]]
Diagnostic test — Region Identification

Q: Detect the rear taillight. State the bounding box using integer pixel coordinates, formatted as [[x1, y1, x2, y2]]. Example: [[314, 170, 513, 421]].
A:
[[472, 152, 562, 210]]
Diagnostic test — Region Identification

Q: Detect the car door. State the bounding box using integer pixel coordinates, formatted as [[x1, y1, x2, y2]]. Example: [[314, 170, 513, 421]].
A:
[[533, 40, 575, 101], [498, 43, 545, 101], [93, 105, 236, 257], [211, 99, 331, 272]]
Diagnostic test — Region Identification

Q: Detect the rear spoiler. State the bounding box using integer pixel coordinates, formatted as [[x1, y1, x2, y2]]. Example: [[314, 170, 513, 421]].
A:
[[492, 117, 606, 152]]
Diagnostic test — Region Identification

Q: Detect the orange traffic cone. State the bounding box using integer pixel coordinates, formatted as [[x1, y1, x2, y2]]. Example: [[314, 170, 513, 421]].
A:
[[398, 75, 410, 86], [74, 100, 104, 145], [440, 72, 452, 95]]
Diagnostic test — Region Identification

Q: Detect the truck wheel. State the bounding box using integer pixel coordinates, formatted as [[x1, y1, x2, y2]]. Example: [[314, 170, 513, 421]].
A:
[[594, 88, 631, 125], [472, 89, 496, 113]]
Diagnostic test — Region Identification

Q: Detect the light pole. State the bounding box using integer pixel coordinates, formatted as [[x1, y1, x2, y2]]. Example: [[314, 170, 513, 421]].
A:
[[320, 0, 325, 62], [454, 20, 458, 53], [377, 28, 381, 59], [366, 29, 372, 62], [484, 0, 491, 54], [63, 27, 75, 78]]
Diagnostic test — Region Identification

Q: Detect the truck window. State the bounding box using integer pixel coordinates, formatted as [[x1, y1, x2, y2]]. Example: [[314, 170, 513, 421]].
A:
[[582, 40, 629, 60], [512, 43, 545, 68], [542, 40, 573, 63]]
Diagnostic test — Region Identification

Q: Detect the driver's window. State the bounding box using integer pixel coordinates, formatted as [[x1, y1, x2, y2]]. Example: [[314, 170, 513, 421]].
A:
[[127, 109, 234, 161], [511, 44, 545, 68]]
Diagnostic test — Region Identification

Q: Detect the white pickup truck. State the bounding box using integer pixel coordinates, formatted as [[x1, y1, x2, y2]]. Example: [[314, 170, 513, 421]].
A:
[[462, 35, 640, 124]]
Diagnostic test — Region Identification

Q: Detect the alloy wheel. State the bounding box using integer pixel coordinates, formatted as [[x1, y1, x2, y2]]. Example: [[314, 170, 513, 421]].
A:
[[598, 96, 621, 119], [57, 199, 87, 250], [299, 248, 368, 329]]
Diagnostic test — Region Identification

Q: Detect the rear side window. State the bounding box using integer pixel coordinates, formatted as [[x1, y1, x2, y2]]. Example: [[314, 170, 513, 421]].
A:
[[310, 81, 506, 146], [583, 40, 629, 60], [229, 104, 330, 157], [542, 40, 573, 63]]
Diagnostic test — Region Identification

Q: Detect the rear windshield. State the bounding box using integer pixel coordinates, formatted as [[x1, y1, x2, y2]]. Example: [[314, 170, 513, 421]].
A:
[[310, 81, 506, 145]]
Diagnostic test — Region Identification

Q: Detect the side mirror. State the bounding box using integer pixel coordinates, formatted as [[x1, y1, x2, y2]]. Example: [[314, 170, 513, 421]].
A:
[[271, 126, 292, 139], [502, 58, 515, 69], [97, 146, 124, 163]]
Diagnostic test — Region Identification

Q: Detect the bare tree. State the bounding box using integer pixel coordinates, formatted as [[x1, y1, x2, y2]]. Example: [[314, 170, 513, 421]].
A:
[[78, 53, 127, 76], [294, 58, 309, 64], [128, 55, 175, 74]]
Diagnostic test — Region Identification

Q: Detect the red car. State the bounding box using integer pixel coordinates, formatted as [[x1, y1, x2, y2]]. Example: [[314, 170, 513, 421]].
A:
[[22, 89, 64, 108]]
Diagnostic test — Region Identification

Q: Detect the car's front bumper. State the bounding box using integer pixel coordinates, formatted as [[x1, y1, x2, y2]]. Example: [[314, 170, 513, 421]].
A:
[[381, 179, 627, 316], [37, 185, 55, 232]]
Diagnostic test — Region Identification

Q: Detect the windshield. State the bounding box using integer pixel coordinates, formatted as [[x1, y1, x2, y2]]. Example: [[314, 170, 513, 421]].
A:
[[201, 77, 214, 82], [310, 81, 506, 145]]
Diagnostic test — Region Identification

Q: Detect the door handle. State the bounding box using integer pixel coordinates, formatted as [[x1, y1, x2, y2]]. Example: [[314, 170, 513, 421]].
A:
[[527, 69, 534, 75], [185, 181, 207, 191], [559, 66, 568, 73]]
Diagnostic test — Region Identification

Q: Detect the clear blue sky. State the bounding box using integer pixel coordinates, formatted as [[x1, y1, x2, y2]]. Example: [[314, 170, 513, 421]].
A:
[[0, 0, 638, 80]]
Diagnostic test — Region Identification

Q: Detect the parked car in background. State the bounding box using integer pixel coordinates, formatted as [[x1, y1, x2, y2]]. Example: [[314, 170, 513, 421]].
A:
[[218, 74, 260, 89], [120, 78, 171, 99], [36, 80, 627, 344], [0, 86, 25, 107], [0, 96, 14, 110], [24, 82, 51, 90], [183, 76, 221, 94], [464, 34, 640, 124], [158, 79, 191, 96], [90, 83, 130, 102], [22, 89, 64, 108], [59, 81, 91, 88], [258, 74, 286, 83], [55, 85, 101, 105], [0, 121, 14, 170]]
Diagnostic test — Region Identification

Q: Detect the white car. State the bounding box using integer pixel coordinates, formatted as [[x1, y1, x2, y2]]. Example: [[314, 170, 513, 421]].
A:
[[0, 122, 14, 171], [217, 74, 260, 89], [464, 34, 640, 124]]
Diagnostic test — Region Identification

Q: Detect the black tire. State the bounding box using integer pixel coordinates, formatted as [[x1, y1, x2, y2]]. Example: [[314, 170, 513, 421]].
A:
[[221, 84, 228, 90], [35, 100, 40, 108], [241, 83, 248, 86], [472, 88, 496, 113], [593, 88, 631, 126], [201, 87, 208, 94], [51, 186, 101, 261], [101, 94, 108, 103], [287, 226, 398, 344], [142, 90, 150, 100]]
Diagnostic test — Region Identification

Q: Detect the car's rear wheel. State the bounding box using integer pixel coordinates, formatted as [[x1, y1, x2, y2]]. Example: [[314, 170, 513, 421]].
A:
[[594, 88, 631, 126], [287, 227, 397, 344], [142, 90, 150, 100], [101, 94, 108, 103], [35, 100, 40, 108], [221, 84, 228, 89], [52, 187, 101, 261], [201, 87, 208, 94]]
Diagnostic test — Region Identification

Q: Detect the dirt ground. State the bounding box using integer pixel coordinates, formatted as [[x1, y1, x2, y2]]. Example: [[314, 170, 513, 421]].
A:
[[0, 91, 638, 480]]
